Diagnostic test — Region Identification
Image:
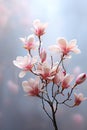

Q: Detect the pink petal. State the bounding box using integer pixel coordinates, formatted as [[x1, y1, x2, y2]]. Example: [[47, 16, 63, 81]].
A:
[[63, 74, 73, 84], [33, 19, 40, 28], [57, 38, 68, 50], [28, 78, 35, 87], [22, 81, 32, 92], [69, 39, 77, 48], [71, 47, 81, 54]]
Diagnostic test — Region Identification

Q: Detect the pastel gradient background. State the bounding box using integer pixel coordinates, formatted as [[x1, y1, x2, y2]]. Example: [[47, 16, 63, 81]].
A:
[[0, 0, 87, 130]]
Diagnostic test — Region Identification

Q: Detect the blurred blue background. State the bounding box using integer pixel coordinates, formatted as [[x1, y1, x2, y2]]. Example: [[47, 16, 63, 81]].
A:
[[0, 0, 87, 130]]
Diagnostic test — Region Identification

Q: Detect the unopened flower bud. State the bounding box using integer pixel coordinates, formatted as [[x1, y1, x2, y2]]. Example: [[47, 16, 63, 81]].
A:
[[40, 48, 47, 63], [76, 73, 87, 85]]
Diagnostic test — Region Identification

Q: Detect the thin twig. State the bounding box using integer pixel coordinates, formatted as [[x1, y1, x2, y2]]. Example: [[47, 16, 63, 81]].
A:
[[51, 83, 58, 114], [45, 81, 51, 102], [41, 93, 53, 121], [61, 60, 66, 73], [52, 83, 54, 98], [38, 36, 41, 57], [56, 54, 64, 72], [59, 84, 77, 104], [28, 50, 33, 57], [51, 55, 53, 69], [64, 102, 74, 108]]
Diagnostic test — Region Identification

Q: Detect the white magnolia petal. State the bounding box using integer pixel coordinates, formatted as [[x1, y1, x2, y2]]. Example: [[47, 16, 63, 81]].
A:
[[22, 81, 29, 87], [43, 23, 48, 28], [13, 60, 22, 68], [32, 56, 38, 64], [20, 37, 26, 43], [28, 78, 35, 87], [71, 48, 81, 54], [47, 76, 55, 80], [57, 38, 68, 49], [13, 60, 17, 66], [19, 71, 26, 78], [27, 34, 34, 42], [33, 19, 40, 28], [16, 56, 24, 61], [22, 83, 31, 92], [69, 39, 77, 47]]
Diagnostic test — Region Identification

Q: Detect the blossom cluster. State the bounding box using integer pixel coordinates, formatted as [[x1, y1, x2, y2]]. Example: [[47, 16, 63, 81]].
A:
[[13, 19, 87, 108]]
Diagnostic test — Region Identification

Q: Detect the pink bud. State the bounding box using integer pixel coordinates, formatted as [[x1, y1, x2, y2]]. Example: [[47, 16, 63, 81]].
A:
[[40, 48, 47, 63], [76, 73, 87, 85]]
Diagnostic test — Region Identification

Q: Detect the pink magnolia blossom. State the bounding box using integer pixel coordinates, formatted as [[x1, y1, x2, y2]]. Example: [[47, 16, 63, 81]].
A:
[[49, 38, 80, 57], [20, 34, 36, 51], [22, 78, 43, 96], [12, 19, 87, 130], [33, 19, 48, 37], [74, 93, 87, 106], [76, 73, 87, 85], [34, 62, 58, 81], [13, 55, 37, 78], [53, 70, 64, 85], [40, 48, 47, 63], [61, 74, 73, 90]]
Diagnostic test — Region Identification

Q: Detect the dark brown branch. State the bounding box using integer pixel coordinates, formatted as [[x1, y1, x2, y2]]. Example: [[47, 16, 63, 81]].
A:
[[64, 102, 74, 108], [51, 104, 59, 130], [28, 50, 33, 57], [45, 81, 51, 102], [61, 59, 66, 73], [41, 93, 53, 121]]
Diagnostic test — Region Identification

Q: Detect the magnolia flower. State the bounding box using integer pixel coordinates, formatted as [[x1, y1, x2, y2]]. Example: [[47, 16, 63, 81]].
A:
[[61, 74, 73, 90], [13, 55, 37, 78], [49, 38, 80, 57], [40, 48, 47, 63], [76, 73, 87, 85], [33, 19, 48, 37], [74, 93, 87, 106], [22, 78, 43, 96], [20, 34, 36, 51], [34, 62, 58, 81], [53, 70, 64, 85]]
